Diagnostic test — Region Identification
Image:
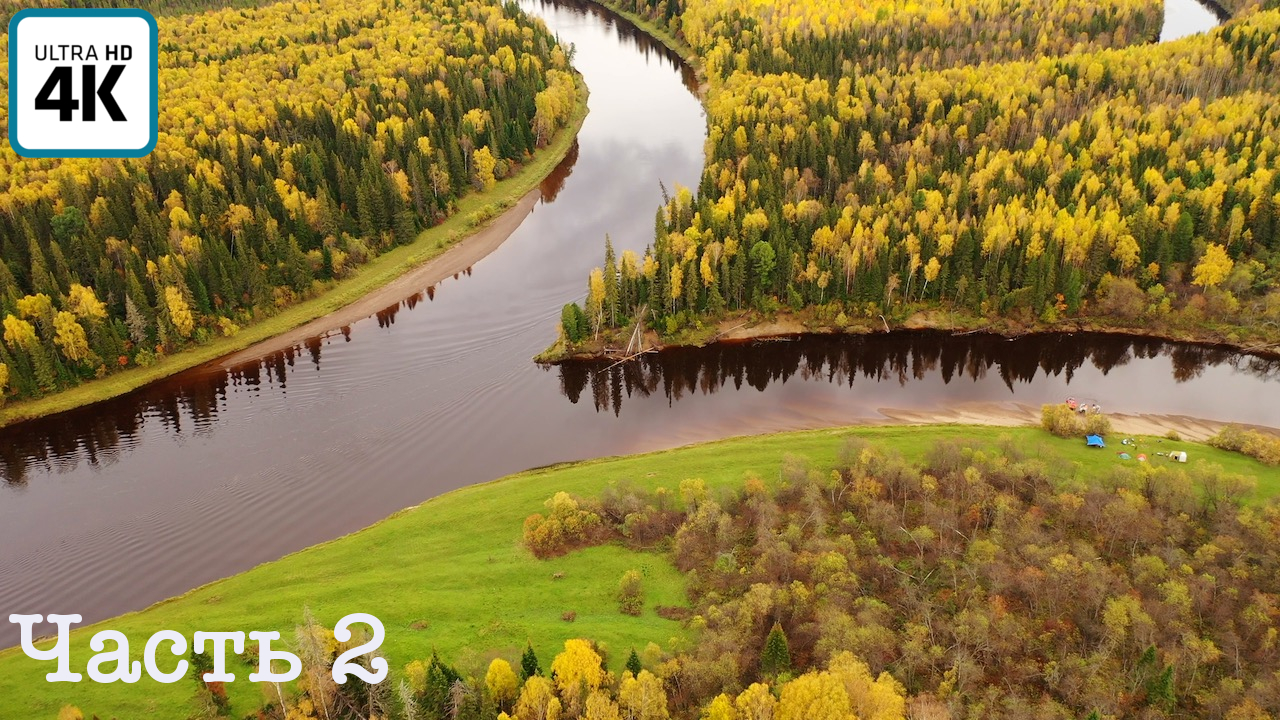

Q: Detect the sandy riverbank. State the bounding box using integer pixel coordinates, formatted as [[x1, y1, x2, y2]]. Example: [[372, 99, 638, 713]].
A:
[[874, 401, 1278, 441], [212, 188, 543, 370]]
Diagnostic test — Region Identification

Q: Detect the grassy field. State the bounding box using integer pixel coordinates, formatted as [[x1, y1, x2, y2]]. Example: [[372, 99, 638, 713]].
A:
[[1, 423, 1276, 718], [0, 80, 589, 430]]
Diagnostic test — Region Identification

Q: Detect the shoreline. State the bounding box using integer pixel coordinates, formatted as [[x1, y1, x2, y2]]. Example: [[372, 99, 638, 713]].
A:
[[210, 185, 544, 370], [2, 414, 1273, 658], [539, 309, 1280, 364], [0, 76, 590, 428]]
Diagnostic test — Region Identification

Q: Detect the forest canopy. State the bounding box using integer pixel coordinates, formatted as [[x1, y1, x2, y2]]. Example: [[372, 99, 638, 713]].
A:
[[515, 437, 1278, 719], [560, 0, 1280, 351], [0, 0, 579, 402]]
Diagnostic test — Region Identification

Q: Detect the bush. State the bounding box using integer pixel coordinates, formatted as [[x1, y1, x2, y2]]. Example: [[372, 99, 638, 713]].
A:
[[1083, 413, 1112, 437], [618, 569, 645, 616], [1209, 424, 1249, 452], [523, 492, 604, 558], [1210, 425, 1280, 465], [1041, 404, 1083, 438], [1042, 403, 1111, 439]]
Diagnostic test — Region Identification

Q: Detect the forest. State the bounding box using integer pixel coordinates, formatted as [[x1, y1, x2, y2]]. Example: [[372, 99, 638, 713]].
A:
[[0, 0, 579, 402], [555, 0, 1280, 353], [54, 434, 1280, 719], [514, 437, 1279, 719]]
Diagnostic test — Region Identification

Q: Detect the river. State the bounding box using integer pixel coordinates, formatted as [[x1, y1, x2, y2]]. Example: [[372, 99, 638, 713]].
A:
[[0, 0, 1255, 646]]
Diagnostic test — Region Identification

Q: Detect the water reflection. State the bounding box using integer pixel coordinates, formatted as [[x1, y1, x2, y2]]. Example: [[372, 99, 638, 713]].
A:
[[1161, 0, 1230, 42], [537, 0, 702, 95], [557, 332, 1280, 416], [4, 330, 1276, 487]]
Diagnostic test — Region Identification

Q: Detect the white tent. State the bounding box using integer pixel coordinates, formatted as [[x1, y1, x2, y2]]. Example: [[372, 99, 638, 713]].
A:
[[1171, 451, 1187, 463]]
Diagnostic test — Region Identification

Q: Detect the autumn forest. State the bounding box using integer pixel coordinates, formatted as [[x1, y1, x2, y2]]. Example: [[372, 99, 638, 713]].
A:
[[5, 0, 1280, 718], [0, 0, 580, 402], [557, 0, 1280, 353]]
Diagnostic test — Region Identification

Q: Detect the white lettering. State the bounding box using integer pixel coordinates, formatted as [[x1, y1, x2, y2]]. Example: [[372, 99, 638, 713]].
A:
[[331, 613, 388, 684], [193, 631, 245, 682], [87, 630, 141, 683], [144, 631, 189, 683], [248, 631, 302, 682], [9, 614, 82, 682]]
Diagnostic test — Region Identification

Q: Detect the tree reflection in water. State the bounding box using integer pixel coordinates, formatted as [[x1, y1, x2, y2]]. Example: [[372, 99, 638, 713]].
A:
[[2, 331, 1276, 486], [557, 332, 1280, 415]]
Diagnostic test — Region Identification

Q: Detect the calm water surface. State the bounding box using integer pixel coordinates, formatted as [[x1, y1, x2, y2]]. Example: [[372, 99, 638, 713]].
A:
[[0, 0, 1251, 645]]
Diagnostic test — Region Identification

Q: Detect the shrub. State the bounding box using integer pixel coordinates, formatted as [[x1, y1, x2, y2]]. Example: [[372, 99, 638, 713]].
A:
[[618, 569, 645, 616], [523, 492, 604, 558], [1041, 403, 1083, 438], [1083, 413, 1113, 437], [1209, 424, 1247, 451], [1209, 425, 1280, 465]]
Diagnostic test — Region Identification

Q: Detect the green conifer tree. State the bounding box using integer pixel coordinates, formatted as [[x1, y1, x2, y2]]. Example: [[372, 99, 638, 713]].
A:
[[760, 622, 791, 677]]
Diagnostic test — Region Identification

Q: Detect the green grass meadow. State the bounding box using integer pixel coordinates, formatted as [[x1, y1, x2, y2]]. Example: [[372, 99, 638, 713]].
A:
[[1, 424, 1276, 718]]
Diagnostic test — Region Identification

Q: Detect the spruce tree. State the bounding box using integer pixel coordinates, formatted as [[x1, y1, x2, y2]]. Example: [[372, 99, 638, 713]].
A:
[[625, 648, 642, 677], [520, 642, 541, 680], [760, 622, 791, 677]]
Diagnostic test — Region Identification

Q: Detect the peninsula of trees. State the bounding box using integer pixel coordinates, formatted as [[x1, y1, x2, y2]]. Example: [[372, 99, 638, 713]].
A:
[[0, 0, 581, 405], [551, 0, 1280, 357]]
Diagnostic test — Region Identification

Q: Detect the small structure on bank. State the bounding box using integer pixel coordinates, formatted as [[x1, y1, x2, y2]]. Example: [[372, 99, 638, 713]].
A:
[[1086, 434, 1106, 448]]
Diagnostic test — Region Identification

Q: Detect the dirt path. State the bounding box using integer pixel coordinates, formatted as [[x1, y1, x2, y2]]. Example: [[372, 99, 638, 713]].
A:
[[212, 188, 542, 370]]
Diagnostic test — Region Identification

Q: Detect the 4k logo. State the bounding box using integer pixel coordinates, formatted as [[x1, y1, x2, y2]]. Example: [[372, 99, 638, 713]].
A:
[[35, 65, 128, 121], [8, 9, 158, 158]]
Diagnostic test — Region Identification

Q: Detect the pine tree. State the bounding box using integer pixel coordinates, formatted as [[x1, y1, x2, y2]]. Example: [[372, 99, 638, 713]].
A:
[[604, 235, 619, 326], [625, 648, 642, 677], [520, 643, 541, 680], [761, 622, 792, 677], [1146, 665, 1175, 709]]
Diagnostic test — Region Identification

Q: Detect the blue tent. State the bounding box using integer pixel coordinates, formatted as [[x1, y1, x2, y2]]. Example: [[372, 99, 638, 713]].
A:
[[1086, 435, 1106, 448]]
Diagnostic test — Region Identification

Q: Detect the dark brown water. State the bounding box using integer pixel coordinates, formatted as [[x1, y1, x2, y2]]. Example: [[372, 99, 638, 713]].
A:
[[0, 0, 1251, 647]]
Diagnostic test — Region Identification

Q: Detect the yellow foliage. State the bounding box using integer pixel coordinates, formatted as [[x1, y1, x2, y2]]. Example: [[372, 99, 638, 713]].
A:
[[1193, 243, 1235, 288], [618, 670, 670, 720], [66, 284, 108, 321], [776, 671, 851, 720], [515, 675, 558, 720], [551, 639, 607, 705], [164, 286, 195, 339], [486, 658, 519, 706], [3, 315, 38, 352], [16, 294, 54, 323], [702, 694, 737, 720], [53, 312, 90, 363], [734, 683, 777, 720], [473, 146, 498, 192]]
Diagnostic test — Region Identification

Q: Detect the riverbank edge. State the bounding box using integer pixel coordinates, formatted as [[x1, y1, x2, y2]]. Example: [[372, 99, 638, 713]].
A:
[[0, 418, 1264, 647], [4, 420, 1277, 718], [536, 306, 1280, 364], [0, 74, 590, 429], [586, 0, 707, 96]]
